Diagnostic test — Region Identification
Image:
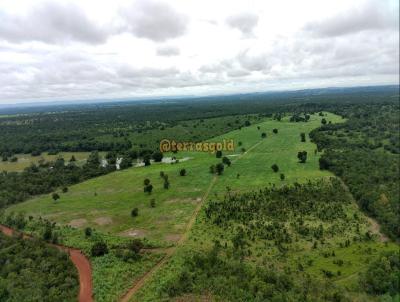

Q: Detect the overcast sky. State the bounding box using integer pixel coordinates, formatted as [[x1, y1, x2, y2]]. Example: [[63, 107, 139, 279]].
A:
[[0, 0, 398, 104]]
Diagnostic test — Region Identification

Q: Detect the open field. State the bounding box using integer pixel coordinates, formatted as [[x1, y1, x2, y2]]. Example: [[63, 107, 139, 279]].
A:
[[7, 112, 341, 243], [0, 151, 105, 172]]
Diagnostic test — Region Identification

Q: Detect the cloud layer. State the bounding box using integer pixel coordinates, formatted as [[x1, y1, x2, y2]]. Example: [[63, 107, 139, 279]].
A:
[[0, 0, 398, 103]]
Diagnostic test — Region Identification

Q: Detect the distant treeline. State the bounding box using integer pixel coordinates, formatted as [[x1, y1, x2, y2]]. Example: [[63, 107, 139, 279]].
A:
[[0, 85, 397, 156]]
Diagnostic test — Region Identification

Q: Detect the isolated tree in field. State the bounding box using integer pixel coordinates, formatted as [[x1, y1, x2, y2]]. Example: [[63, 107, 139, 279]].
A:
[[152, 151, 163, 162], [131, 208, 139, 217], [144, 178, 150, 186], [144, 184, 153, 194], [261, 132, 267, 138], [241, 147, 246, 153], [321, 118, 327, 125], [222, 156, 231, 167], [257, 126, 260, 130], [69, 155, 76, 162], [300, 133, 306, 142], [91, 242, 109, 257], [85, 227, 92, 238], [271, 164, 279, 173], [160, 171, 165, 178], [280, 173, 285, 181], [297, 151, 307, 163], [162, 174, 170, 189], [52, 193, 60, 202], [216, 163, 224, 175], [216, 150, 222, 158], [273, 128, 278, 134], [179, 168, 187, 176], [150, 199, 156, 208], [238, 141, 243, 146]]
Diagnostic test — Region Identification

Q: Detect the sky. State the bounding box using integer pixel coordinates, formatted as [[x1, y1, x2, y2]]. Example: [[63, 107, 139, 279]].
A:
[[0, 0, 398, 104]]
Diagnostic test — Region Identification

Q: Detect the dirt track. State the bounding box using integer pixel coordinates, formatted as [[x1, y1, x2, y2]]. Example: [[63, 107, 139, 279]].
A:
[[119, 141, 265, 301], [0, 224, 93, 302]]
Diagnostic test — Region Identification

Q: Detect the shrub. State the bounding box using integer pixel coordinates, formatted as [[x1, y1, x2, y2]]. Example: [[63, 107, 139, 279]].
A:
[[91, 242, 109, 257], [131, 208, 139, 217]]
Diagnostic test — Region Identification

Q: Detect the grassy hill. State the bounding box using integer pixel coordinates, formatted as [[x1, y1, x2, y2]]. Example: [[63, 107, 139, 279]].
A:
[[7, 112, 341, 244]]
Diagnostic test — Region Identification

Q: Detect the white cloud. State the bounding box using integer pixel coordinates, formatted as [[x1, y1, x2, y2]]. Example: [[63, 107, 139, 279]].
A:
[[0, 0, 398, 103], [226, 12, 259, 36]]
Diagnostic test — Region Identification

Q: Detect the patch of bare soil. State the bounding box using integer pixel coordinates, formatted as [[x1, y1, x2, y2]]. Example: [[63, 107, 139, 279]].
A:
[[94, 216, 112, 225], [366, 216, 389, 242], [120, 229, 148, 237], [165, 234, 181, 242], [69, 218, 87, 227]]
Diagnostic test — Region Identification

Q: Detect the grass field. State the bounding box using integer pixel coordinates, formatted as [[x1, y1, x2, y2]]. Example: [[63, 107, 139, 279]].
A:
[[7, 111, 398, 302], [7, 113, 341, 244], [0, 151, 105, 172]]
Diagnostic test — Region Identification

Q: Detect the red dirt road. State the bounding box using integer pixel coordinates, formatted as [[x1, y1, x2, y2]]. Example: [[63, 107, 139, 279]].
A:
[[0, 224, 93, 302]]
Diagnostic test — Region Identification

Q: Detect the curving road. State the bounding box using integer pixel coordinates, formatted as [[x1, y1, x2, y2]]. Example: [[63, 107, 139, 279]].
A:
[[0, 224, 93, 302]]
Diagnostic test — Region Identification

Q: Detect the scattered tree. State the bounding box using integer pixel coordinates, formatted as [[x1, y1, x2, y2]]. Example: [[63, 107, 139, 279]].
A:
[[273, 128, 278, 134], [216, 163, 224, 175], [271, 164, 279, 173], [179, 168, 187, 176], [52, 193, 60, 202], [222, 156, 231, 167], [131, 208, 139, 217], [84, 227, 92, 237], [280, 173, 285, 181], [297, 151, 307, 163], [91, 242, 109, 257], [261, 132, 267, 138], [216, 150, 222, 158], [300, 133, 306, 142]]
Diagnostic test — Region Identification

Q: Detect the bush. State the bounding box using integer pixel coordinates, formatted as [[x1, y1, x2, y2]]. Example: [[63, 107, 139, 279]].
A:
[[271, 164, 279, 173], [91, 242, 109, 257], [131, 208, 139, 217], [84, 227, 92, 237], [52, 193, 60, 201], [180, 169, 187, 176]]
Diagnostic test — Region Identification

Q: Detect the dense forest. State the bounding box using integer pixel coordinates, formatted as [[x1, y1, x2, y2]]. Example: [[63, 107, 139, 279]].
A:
[[0, 233, 78, 301], [310, 103, 400, 239]]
